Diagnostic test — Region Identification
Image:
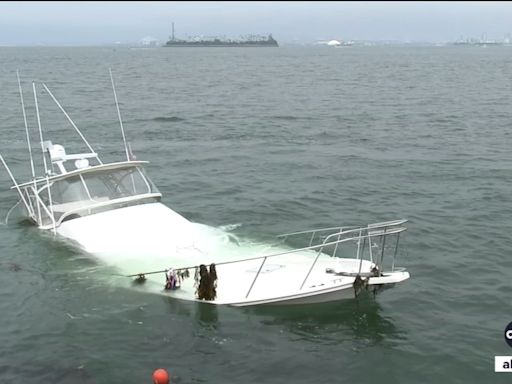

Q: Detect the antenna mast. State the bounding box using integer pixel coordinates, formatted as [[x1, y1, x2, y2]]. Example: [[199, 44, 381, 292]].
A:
[[32, 82, 49, 174], [109, 68, 130, 161]]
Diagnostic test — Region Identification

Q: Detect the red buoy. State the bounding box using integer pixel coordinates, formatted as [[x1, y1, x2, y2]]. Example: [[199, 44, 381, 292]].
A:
[[152, 368, 170, 384]]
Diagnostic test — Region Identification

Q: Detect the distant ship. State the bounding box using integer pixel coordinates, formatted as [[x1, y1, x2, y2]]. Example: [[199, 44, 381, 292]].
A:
[[164, 23, 278, 47]]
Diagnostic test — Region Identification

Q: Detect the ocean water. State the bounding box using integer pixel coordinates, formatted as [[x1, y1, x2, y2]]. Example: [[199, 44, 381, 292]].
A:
[[0, 45, 511, 383]]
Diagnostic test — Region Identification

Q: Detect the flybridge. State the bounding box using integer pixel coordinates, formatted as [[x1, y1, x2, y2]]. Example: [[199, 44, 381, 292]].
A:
[[0, 70, 161, 232]]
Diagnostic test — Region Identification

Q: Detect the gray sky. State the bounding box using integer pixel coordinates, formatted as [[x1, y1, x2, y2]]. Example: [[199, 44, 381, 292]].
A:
[[1, 1, 512, 45]]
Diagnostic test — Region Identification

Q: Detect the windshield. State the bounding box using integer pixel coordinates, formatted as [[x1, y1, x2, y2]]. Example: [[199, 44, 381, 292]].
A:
[[48, 166, 160, 219]]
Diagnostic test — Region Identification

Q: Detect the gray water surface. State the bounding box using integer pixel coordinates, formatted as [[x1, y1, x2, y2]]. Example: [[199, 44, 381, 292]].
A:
[[0, 46, 511, 383]]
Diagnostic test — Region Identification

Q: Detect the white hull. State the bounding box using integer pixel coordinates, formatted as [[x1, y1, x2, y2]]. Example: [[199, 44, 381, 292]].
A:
[[130, 263, 409, 307], [56, 202, 214, 262], [51, 202, 410, 306]]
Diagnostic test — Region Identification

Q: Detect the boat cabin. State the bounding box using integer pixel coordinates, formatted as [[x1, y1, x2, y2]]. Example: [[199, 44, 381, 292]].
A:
[[14, 143, 161, 230]]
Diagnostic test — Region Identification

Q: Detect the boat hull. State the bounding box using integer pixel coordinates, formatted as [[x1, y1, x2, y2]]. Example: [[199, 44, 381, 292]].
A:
[[136, 256, 410, 307], [219, 271, 410, 307], [51, 203, 410, 307], [55, 202, 211, 264]]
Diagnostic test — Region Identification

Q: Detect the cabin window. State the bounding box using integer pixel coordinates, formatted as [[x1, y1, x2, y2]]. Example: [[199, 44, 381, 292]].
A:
[[51, 175, 89, 204], [44, 165, 160, 223], [81, 167, 154, 200]]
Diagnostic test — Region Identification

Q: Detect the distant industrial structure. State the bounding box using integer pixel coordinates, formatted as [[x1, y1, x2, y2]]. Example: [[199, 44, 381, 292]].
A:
[[163, 22, 278, 47], [452, 34, 511, 46]]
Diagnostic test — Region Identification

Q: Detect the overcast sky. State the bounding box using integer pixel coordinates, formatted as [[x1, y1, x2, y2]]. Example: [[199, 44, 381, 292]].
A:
[[1, 1, 512, 45]]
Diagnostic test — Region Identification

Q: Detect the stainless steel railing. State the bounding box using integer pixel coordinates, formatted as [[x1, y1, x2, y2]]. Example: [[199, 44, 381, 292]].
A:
[[245, 219, 407, 298]]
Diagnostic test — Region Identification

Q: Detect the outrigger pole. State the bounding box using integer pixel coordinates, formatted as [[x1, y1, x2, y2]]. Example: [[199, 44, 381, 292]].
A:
[[16, 71, 36, 182], [33, 82, 48, 174], [33, 82, 57, 234], [109, 68, 130, 162], [41, 83, 102, 165]]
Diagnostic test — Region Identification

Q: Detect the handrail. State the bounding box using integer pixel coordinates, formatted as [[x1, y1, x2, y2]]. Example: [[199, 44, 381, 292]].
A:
[[314, 222, 407, 249], [245, 256, 268, 298], [128, 225, 407, 276], [127, 224, 407, 300], [0, 153, 35, 217], [277, 225, 356, 239], [277, 219, 407, 242], [261, 225, 406, 295], [368, 219, 408, 228], [127, 226, 407, 278], [247, 222, 407, 295], [299, 247, 324, 290], [298, 223, 398, 289], [258, 227, 406, 263], [33, 191, 57, 228], [276, 219, 409, 238]]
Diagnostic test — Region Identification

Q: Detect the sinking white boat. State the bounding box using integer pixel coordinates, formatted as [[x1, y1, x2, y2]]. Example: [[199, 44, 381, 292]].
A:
[[1, 72, 410, 306]]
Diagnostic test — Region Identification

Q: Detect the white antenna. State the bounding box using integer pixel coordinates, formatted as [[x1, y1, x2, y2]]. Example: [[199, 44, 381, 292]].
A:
[[17, 71, 36, 181], [32, 82, 49, 174], [109, 68, 130, 161], [127, 142, 136, 160], [42, 83, 102, 164]]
